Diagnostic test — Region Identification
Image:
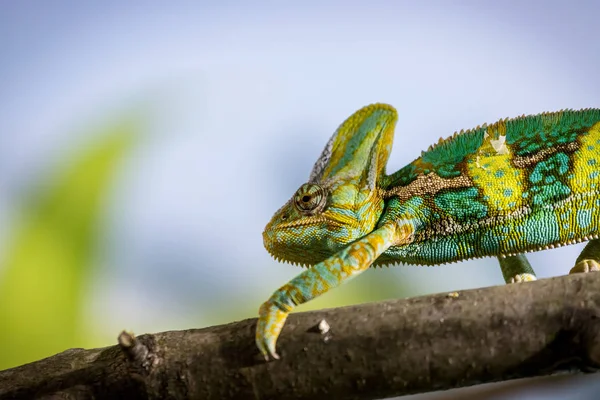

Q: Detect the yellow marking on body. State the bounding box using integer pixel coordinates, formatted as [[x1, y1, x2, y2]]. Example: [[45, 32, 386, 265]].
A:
[[570, 121, 600, 194], [467, 122, 524, 211]]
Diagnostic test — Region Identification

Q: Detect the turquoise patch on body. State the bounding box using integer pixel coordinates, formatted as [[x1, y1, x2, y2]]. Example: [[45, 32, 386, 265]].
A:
[[515, 211, 560, 246], [577, 209, 592, 229], [394, 236, 460, 264], [434, 187, 488, 221], [404, 196, 424, 209], [479, 230, 503, 253], [526, 152, 571, 206], [530, 181, 570, 206]]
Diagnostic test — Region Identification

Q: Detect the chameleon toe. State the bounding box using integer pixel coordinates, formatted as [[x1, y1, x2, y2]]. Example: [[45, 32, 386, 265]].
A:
[[569, 259, 600, 274], [256, 300, 288, 361], [508, 273, 537, 283]]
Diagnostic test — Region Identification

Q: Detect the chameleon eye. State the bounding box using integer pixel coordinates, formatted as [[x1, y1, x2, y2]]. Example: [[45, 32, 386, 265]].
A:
[[294, 183, 327, 215]]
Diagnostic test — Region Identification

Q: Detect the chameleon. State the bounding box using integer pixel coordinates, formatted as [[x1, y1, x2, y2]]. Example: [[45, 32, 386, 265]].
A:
[[257, 103, 600, 360]]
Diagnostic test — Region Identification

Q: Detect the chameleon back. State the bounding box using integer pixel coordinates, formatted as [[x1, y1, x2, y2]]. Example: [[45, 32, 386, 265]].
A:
[[377, 109, 600, 266]]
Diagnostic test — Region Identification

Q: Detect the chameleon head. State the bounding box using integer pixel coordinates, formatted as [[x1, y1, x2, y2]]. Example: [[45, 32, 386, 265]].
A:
[[263, 181, 368, 265], [263, 103, 398, 267]]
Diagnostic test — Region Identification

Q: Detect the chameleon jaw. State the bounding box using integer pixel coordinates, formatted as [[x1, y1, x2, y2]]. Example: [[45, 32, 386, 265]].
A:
[[263, 215, 355, 267]]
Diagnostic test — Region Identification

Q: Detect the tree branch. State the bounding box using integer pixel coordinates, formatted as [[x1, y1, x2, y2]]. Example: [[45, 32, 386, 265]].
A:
[[1, 273, 599, 400]]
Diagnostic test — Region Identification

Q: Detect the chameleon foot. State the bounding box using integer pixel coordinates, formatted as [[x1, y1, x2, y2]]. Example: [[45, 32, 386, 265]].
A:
[[256, 300, 289, 361], [508, 273, 537, 283], [569, 259, 600, 274], [498, 254, 536, 284]]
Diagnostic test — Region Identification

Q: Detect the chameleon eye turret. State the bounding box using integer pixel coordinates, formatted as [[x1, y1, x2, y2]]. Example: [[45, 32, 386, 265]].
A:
[[257, 103, 600, 361], [293, 183, 327, 215]]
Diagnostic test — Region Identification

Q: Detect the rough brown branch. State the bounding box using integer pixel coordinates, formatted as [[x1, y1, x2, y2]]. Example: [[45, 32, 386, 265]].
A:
[[1, 273, 599, 400]]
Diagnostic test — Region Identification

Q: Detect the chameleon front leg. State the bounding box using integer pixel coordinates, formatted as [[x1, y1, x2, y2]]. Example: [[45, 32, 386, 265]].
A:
[[256, 222, 402, 361], [570, 239, 600, 273], [498, 254, 537, 283]]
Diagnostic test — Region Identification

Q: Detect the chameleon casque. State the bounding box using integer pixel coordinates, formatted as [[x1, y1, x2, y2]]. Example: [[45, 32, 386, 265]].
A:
[[257, 103, 600, 360]]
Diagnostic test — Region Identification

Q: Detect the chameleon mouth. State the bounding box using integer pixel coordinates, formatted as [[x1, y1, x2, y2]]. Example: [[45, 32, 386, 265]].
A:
[[275, 215, 346, 230]]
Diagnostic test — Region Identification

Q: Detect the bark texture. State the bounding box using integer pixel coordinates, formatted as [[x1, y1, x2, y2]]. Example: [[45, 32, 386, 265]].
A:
[[1, 273, 599, 400]]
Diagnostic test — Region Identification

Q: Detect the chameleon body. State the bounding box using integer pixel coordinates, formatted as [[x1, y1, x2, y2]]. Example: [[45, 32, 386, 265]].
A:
[[257, 104, 600, 360]]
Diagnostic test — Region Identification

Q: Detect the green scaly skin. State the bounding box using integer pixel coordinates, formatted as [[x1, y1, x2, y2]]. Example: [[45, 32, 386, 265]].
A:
[[257, 103, 600, 360]]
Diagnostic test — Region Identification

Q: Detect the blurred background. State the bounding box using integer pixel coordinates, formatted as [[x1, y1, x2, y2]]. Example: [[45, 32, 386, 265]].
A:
[[1, 1, 599, 398]]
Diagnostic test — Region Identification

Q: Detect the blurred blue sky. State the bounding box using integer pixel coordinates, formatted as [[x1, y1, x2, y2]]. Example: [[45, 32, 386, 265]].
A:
[[1, 0, 599, 342]]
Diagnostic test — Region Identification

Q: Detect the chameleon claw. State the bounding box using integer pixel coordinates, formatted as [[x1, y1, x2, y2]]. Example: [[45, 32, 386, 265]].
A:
[[255, 338, 279, 361], [255, 332, 279, 361], [256, 300, 288, 361]]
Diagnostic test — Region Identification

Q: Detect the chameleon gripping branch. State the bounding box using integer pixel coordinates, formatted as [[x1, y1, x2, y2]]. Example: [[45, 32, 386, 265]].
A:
[[1, 273, 600, 400], [257, 104, 600, 359]]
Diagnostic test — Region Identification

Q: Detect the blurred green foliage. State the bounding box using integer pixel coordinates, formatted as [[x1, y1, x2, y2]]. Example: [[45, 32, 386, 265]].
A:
[[0, 118, 139, 370]]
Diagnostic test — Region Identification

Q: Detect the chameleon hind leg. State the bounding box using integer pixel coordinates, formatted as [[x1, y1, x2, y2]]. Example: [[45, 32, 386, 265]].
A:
[[498, 254, 537, 283], [256, 223, 403, 360], [569, 239, 600, 274]]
